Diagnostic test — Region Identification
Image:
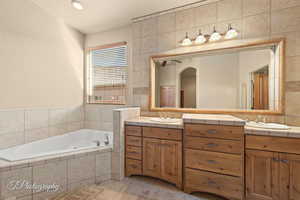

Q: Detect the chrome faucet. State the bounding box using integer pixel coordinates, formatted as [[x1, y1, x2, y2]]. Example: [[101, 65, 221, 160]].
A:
[[93, 140, 101, 147]]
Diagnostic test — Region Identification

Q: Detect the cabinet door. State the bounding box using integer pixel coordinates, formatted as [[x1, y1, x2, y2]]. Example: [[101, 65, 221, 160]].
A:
[[246, 150, 280, 200], [143, 138, 161, 178], [279, 153, 300, 200], [161, 140, 182, 188]]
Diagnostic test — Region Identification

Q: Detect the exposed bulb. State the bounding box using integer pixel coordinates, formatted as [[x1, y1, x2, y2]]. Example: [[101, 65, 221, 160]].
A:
[[181, 32, 192, 46], [209, 27, 221, 42], [195, 30, 207, 45], [72, 0, 83, 10], [225, 24, 238, 39]]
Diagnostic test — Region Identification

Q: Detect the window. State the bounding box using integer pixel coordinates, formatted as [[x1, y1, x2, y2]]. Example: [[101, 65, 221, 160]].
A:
[[86, 42, 128, 104]]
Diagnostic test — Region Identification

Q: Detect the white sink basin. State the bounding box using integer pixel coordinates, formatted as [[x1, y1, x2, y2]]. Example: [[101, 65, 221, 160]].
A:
[[247, 121, 290, 130], [150, 118, 181, 124]]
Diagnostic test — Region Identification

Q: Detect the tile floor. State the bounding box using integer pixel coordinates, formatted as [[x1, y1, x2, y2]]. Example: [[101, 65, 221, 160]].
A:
[[53, 176, 226, 200]]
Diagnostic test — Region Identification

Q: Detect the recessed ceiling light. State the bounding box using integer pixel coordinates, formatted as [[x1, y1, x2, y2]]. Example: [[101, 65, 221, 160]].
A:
[[71, 0, 83, 10]]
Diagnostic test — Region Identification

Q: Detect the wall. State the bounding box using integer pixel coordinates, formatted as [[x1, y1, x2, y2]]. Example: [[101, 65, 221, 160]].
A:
[[0, 0, 85, 149], [129, 0, 300, 125], [0, 0, 84, 109]]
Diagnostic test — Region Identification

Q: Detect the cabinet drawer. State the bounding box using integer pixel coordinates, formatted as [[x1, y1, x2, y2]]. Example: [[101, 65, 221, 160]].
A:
[[185, 136, 242, 154], [185, 168, 243, 200], [143, 127, 182, 141], [126, 125, 142, 137], [185, 149, 241, 177], [246, 135, 300, 154], [126, 136, 142, 147], [185, 124, 243, 140], [126, 145, 142, 160], [126, 159, 142, 176]]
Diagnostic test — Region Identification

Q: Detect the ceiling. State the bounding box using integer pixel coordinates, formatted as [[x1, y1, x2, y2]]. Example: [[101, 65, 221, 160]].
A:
[[30, 0, 204, 34]]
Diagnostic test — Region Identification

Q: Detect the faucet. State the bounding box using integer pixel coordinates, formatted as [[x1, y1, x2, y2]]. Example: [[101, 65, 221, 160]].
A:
[[104, 135, 109, 146], [93, 140, 101, 147]]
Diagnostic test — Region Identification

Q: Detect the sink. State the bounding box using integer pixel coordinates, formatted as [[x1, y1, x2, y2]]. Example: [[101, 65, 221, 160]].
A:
[[247, 121, 290, 130], [150, 118, 181, 124]]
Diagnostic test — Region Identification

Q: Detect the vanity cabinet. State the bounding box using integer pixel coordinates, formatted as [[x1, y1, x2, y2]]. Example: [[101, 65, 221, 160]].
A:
[[184, 123, 244, 200], [125, 125, 183, 188], [246, 135, 300, 200]]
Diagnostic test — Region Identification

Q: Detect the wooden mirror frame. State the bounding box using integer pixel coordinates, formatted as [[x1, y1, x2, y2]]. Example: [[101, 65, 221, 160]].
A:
[[149, 38, 285, 115]]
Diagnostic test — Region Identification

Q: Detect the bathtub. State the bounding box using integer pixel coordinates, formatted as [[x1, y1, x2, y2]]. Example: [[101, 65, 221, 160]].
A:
[[0, 129, 113, 162]]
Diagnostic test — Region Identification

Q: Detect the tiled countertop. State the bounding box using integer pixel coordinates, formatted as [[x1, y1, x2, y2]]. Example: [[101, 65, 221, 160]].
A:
[[125, 117, 183, 129], [182, 114, 246, 126], [245, 126, 300, 138]]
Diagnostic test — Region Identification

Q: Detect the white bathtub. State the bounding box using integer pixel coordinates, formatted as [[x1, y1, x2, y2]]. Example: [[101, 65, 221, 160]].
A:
[[0, 129, 113, 162]]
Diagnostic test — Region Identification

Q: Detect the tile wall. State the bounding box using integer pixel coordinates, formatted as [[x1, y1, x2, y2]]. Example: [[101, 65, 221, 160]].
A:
[[131, 0, 300, 126], [0, 149, 111, 200], [0, 106, 84, 150]]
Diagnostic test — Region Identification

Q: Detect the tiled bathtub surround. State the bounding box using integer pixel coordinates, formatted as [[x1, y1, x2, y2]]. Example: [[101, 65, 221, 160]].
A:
[[0, 148, 112, 200], [112, 107, 140, 181], [0, 106, 84, 150]]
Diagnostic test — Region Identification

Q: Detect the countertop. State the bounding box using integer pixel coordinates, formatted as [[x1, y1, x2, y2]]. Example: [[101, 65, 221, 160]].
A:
[[182, 114, 246, 126], [125, 117, 184, 129], [245, 125, 300, 138]]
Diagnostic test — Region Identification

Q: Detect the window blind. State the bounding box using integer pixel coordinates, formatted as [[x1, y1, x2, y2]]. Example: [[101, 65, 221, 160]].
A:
[[87, 43, 128, 104]]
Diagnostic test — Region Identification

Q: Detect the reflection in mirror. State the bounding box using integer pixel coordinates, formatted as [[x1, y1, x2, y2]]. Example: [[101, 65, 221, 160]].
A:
[[154, 44, 281, 111]]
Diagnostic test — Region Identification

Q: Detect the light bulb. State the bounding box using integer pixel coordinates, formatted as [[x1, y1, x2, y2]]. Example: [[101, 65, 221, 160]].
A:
[[195, 30, 207, 45], [72, 0, 83, 10], [225, 24, 238, 39], [209, 27, 221, 42], [181, 32, 192, 46]]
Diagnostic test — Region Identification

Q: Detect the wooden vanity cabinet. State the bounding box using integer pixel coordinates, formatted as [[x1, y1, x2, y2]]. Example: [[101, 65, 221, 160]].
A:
[[184, 123, 244, 200], [246, 135, 300, 200], [125, 125, 183, 188]]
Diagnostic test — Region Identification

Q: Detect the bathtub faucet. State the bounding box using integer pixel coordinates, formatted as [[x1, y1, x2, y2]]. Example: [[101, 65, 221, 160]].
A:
[[93, 140, 101, 147], [104, 135, 109, 145]]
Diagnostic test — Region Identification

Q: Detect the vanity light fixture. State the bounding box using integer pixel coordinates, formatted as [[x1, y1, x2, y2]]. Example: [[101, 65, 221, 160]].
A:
[[181, 32, 192, 46], [225, 24, 238, 39], [195, 29, 207, 45], [209, 26, 222, 42], [71, 0, 84, 10]]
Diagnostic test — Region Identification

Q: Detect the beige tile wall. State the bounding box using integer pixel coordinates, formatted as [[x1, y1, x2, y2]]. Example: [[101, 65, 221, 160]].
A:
[[131, 0, 300, 126], [0, 106, 84, 150], [0, 150, 112, 199]]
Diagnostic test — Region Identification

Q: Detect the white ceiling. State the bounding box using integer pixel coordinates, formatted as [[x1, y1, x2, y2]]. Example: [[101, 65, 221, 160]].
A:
[[30, 0, 203, 34]]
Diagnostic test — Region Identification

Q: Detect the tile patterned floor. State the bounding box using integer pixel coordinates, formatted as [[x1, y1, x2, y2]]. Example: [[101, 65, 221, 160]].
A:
[[52, 176, 226, 200]]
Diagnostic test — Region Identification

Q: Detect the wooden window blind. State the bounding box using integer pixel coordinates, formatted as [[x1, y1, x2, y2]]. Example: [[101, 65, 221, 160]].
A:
[[86, 42, 128, 104]]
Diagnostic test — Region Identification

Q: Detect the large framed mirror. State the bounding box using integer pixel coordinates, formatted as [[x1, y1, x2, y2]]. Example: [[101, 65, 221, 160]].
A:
[[150, 38, 285, 115]]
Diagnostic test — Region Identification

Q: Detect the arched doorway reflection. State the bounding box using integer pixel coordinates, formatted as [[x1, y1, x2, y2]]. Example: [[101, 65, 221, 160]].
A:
[[180, 68, 196, 108]]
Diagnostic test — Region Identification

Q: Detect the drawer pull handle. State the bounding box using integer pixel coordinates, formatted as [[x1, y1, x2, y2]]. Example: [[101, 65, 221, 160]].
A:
[[206, 143, 218, 147], [207, 129, 217, 134], [281, 159, 289, 164], [207, 180, 217, 185], [207, 160, 217, 164], [273, 158, 280, 162], [130, 164, 138, 169]]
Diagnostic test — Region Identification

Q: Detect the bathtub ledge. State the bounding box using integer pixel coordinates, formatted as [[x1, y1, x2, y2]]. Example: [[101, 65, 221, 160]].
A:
[[0, 146, 113, 172]]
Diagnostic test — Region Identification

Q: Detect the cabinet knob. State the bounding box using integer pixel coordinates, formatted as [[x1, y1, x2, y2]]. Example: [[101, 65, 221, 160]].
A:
[[272, 157, 280, 162], [207, 160, 217, 164]]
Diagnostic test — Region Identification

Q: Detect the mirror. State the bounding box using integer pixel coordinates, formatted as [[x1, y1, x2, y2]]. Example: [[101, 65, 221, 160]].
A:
[[150, 38, 284, 114]]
